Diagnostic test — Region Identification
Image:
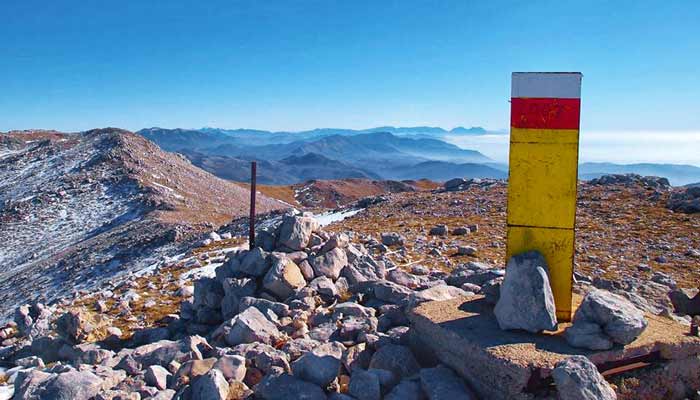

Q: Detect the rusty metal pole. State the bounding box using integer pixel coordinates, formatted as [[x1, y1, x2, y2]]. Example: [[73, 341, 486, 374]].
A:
[[249, 161, 257, 249]]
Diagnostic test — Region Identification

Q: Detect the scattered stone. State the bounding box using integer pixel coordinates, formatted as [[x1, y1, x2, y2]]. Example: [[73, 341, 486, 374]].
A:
[[214, 354, 247, 381], [237, 247, 270, 277], [225, 307, 281, 346], [669, 288, 700, 316], [263, 256, 306, 300], [494, 251, 557, 332], [191, 368, 230, 400], [56, 310, 95, 343], [457, 246, 477, 256], [564, 322, 613, 350], [255, 373, 326, 400], [292, 341, 344, 387], [384, 379, 423, 400], [570, 289, 647, 346], [381, 232, 405, 247], [349, 369, 381, 400], [451, 227, 469, 235], [420, 365, 475, 400], [429, 225, 448, 236], [277, 215, 319, 250], [310, 247, 348, 280], [145, 365, 171, 390], [368, 344, 420, 379], [551, 356, 616, 400]]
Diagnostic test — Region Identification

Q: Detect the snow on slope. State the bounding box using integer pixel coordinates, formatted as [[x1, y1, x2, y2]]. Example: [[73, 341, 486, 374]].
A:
[[0, 129, 286, 320]]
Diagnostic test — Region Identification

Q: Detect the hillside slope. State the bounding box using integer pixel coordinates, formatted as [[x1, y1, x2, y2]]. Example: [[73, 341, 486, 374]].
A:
[[0, 128, 285, 319]]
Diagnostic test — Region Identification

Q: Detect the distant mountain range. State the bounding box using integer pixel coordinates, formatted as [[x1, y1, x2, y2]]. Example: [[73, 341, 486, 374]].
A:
[[137, 127, 700, 186], [139, 128, 494, 184]]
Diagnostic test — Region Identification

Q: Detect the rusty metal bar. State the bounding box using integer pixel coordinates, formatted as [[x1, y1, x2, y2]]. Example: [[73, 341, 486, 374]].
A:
[[249, 161, 256, 249]]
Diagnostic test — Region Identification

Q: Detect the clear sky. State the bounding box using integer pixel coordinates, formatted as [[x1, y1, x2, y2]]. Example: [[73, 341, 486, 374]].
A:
[[1, 1, 698, 136]]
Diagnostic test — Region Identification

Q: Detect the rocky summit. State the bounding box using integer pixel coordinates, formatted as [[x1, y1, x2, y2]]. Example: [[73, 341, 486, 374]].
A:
[[0, 130, 699, 400]]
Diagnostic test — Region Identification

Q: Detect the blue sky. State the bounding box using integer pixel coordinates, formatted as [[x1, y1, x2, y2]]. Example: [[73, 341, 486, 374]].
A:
[[1, 1, 698, 136]]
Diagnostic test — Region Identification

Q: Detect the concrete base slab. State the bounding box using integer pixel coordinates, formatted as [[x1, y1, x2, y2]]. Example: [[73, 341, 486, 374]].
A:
[[409, 294, 700, 400]]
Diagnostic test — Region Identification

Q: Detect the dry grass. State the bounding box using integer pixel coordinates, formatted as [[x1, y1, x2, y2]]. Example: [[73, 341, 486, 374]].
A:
[[330, 183, 700, 287]]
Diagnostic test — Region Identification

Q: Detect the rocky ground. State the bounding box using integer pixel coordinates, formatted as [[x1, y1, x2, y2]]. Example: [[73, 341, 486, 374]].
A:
[[0, 174, 698, 399]]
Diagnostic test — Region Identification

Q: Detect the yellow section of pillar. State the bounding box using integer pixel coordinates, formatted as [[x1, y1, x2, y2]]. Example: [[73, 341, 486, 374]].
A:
[[506, 129, 579, 322], [506, 226, 575, 321]]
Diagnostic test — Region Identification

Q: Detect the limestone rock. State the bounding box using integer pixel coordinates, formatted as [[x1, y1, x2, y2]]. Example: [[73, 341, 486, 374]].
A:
[[349, 369, 381, 400], [263, 256, 306, 300], [291, 341, 344, 387], [214, 354, 247, 382], [310, 247, 348, 280], [237, 247, 270, 277], [225, 307, 281, 346], [420, 365, 475, 400], [384, 379, 424, 400], [255, 373, 326, 400], [494, 251, 557, 333], [564, 322, 613, 350], [551, 356, 616, 400], [380, 232, 405, 247], [191, 368, 229, 400], [409, 284, 469, 306], [277, 215, 319, 250], [572, 289, 647, 345], [145, 365, 170, 390], [368, 344, 420, 379]]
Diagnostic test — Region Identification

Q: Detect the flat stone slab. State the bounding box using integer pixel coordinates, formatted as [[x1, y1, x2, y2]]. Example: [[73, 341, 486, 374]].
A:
[[409, 294, 700, 400]]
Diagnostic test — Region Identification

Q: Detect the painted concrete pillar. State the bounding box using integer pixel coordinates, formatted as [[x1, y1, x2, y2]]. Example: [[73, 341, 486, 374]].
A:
[[507, 72, 582, 321]]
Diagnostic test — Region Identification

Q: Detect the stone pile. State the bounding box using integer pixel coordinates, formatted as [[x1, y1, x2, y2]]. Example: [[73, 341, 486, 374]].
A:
[[589, 174, 670, 189], [0, 213, 483, 399]]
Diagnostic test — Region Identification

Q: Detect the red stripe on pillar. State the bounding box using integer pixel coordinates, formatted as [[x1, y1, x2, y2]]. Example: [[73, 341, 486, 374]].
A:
[[511, 98, 581, 130]]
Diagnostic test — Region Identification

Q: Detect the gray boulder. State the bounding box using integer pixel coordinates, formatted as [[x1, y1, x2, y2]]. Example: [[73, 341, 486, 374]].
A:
[[277, 215, 319, 250], [144, 365, 170, 390], [551, 356, 616, 400], [237, 247, 270, 277], [494, 251, 557, 332], [564, 322, 613, 350], [26, 370, 105, 400], [368, 344, 420, 379], [214, 354, 247, 381], [225, 307, 281, 346], [310, 247, 348, 280], [191, 368, 229, 400], [385, 379, 424, 400], [256, 373, 327, 400], [239, 296, 290, 318], [309, 276, 339, 300], [420, 365, 475, 400], [372, 281, 414, 305], [14, 304, 33, 336], [380, 232, 405, 247], [409, 284, 469, 306], [263, 256, 306, 300], [349, 369, 381, 400], [231, 342, 291, 374], [429, 225, 448, 236], [571, 289, 647, 345], [321, 232, 350, 253], [221, 277, 257, 319], [291, 341, 344, 387]]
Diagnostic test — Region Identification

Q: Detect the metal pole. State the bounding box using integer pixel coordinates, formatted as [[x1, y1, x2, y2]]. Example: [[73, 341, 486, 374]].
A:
[[249, 161, 257, 249]]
